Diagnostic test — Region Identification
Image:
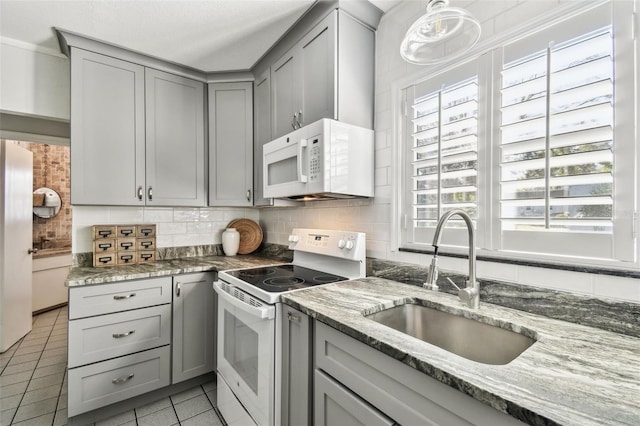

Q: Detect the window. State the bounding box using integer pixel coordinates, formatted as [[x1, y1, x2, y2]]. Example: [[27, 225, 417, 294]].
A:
[[399, 1, 636, 266]]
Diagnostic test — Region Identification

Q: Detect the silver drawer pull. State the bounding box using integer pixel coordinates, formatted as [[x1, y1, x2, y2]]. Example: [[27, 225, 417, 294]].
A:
[[112, 330, 135, 339], [287, 312, 300, 323], [112, 373, 134, 384], [113, 293, 136, 300]]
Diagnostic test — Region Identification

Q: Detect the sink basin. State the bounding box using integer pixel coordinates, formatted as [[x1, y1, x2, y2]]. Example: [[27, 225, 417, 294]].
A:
[[365, 303, 535, 365]]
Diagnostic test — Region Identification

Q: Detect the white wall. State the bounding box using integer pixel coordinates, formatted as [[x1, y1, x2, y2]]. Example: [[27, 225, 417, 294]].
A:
[[259, 0, 640, 304], [72, 206, 259, 254], [0, 37, 70, 120]]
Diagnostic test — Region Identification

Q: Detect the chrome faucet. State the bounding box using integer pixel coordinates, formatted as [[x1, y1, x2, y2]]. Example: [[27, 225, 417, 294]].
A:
[[423, 209, 480, 309]]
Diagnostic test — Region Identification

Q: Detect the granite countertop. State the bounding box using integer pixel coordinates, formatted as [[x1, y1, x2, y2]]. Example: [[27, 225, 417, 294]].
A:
[[282, 277, 640, 426], [65, 254, 285, 286]]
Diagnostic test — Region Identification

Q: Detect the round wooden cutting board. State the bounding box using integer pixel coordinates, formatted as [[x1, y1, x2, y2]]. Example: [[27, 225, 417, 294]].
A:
[[227, 219, 263, 254]]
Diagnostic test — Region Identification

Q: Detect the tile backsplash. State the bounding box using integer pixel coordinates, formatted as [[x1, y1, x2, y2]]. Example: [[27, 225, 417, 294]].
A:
[[72, 206, 259, 254]]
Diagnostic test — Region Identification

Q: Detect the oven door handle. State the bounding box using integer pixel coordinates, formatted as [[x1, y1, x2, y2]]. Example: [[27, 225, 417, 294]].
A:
[[213, 281, 275, 320]]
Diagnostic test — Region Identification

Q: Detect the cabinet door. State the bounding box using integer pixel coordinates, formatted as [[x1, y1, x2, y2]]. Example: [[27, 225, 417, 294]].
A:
[[299, 12, 337, 128], [208, 82, 253, 206], [271, 46, 299, 139], [254, 70, 273, 207], [314, 369, 394, 426], [281, 306, 312, 426], [172, 272, 215, 384], [70, 48, 145, 205], [145, 69, 206, 206]]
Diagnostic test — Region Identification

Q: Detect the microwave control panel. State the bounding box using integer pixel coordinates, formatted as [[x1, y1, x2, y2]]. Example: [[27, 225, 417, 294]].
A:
[[308, 137, 321, 182]]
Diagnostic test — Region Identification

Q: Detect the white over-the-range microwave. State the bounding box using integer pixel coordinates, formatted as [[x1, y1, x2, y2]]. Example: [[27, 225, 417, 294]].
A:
[[263, 118, 374, 201]]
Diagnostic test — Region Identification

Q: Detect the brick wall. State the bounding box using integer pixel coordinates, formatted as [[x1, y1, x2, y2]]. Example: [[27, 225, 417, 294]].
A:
[[15, 141, 72, 244]]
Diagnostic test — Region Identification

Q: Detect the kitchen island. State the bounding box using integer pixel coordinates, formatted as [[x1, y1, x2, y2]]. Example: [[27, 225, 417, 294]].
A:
[[282, 277, 640, 426]]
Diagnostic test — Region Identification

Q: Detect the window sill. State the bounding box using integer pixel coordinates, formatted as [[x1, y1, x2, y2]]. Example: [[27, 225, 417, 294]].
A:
[[398, 247, 640, 279]]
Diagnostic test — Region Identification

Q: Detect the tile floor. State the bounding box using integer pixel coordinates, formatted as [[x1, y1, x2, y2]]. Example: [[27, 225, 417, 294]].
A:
[[1, 306, 225, 426]]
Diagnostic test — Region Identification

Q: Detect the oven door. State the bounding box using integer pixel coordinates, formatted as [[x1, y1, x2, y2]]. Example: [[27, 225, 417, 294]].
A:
[[263, 128, 309, 198], [214, 281, 276, 426]]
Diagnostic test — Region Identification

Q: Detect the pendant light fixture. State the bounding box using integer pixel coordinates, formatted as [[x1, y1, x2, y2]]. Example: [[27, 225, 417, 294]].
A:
[[400, 0, 481, 65]]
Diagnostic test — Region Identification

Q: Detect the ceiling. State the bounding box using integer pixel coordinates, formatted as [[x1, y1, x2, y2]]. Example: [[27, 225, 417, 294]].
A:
[[0, 0, 398, 73]]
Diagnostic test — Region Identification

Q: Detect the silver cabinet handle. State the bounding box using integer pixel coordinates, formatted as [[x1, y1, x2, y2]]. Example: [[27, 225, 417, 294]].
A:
[[113, 293, 136, 300], [292, 113, 297, 129], [176, 282, 181, 297], [28, 248, 38, 254], [112, 373, 134, 384], [148, 186, 153, 201], [137, 186, 143, 201], [112, 330, 135, 339], [287, 312, 300, 323], [246, 189, 251, 202], [296, 110, 303, 128]]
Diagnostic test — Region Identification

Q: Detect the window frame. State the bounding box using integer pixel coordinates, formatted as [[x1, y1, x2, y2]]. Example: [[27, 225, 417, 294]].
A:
[[394, 0, 638, 269]]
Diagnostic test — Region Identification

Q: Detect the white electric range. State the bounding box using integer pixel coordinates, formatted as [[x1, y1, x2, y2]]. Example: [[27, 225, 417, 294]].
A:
[[213, 228, 366, 426]]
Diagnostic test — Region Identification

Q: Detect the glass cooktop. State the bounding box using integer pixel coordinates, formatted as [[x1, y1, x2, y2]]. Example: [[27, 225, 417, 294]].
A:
[[226, 264, 347, 293]]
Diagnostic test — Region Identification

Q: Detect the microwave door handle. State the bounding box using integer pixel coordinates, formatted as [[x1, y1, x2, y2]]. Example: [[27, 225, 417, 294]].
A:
[[297, 138, 309, 183], [213, 281, 275, 320]]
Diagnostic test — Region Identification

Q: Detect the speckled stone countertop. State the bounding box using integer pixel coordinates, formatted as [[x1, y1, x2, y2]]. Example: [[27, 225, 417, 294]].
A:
[[282, 277, 640, 426], [65, 254, 286, 286]]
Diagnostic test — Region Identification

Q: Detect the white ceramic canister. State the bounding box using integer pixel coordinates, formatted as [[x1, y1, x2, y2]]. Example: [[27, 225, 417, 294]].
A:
[[222, 228, 240, 256]]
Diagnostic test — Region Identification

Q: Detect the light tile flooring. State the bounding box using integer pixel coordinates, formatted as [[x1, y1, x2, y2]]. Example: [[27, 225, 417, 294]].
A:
[[1, 307, 225, 426]]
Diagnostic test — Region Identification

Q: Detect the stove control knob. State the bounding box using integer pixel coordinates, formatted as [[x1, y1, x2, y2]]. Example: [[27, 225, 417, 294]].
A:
[[345, 240, 355, 250], [337, 239, 346, 249]]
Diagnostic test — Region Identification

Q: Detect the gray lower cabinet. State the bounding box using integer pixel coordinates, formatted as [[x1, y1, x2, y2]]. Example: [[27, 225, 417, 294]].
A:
[[314, 369, 395, 426], [208, 82, 253, 206], [67, 277, 173, 417], [314, 322, 526, 426], [171, 272, 216, 383], [68, 273, 216, 418], [69, 48, 205, 207], [281, 305, 312, 426]]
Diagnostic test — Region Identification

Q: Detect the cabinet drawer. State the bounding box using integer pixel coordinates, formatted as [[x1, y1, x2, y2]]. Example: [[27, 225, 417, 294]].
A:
[[116, 252, 137, 265], [116, 237, 136, 252], [315, 323, 525, 426], [314, 369, 394, 426], [137, 237, 156, 251], [93, 225, 116, 239], [93, 239, 116, 253], [68, 346, 170, 417], [69, 277, 172, 319], [116, 225, 137, 238], [137, 224, 156, 237], [68, 304, 171, 368], [93, 253, 116, 267]]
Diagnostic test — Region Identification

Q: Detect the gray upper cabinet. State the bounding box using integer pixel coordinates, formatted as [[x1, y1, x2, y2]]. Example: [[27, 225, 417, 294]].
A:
[[146, 69, 206, 207], [253, 70, 272, 207], [270, 9, 374, 140], [271, 46, 298, 139], [208, 82, 253, 206], [70, 48, 205, 206], [70, 48, 146, 206]]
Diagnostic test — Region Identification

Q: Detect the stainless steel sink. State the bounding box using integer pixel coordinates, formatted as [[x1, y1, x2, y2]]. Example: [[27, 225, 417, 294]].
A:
[[365, 303, 535, 365]]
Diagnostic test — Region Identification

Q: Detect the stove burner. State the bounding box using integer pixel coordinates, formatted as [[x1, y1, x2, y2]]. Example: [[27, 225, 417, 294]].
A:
[[239, 267, 277, 278], [263, 277, 305, 288], [313, 275, 343, 283]]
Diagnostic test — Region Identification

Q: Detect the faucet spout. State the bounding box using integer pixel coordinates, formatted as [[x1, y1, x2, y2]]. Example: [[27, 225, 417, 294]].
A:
[[424, 209, 479, 309]]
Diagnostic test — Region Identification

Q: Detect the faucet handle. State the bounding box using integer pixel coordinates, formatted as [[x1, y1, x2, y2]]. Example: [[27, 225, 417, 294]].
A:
[[445, 277, 461, 291], [458, 286, 479, 308]]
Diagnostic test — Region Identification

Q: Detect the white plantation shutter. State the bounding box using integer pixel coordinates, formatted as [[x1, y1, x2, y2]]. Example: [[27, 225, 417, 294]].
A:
[[500, 29, 613, 232], [403, 59, 482, 247], [400, 1, 635, 264]]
